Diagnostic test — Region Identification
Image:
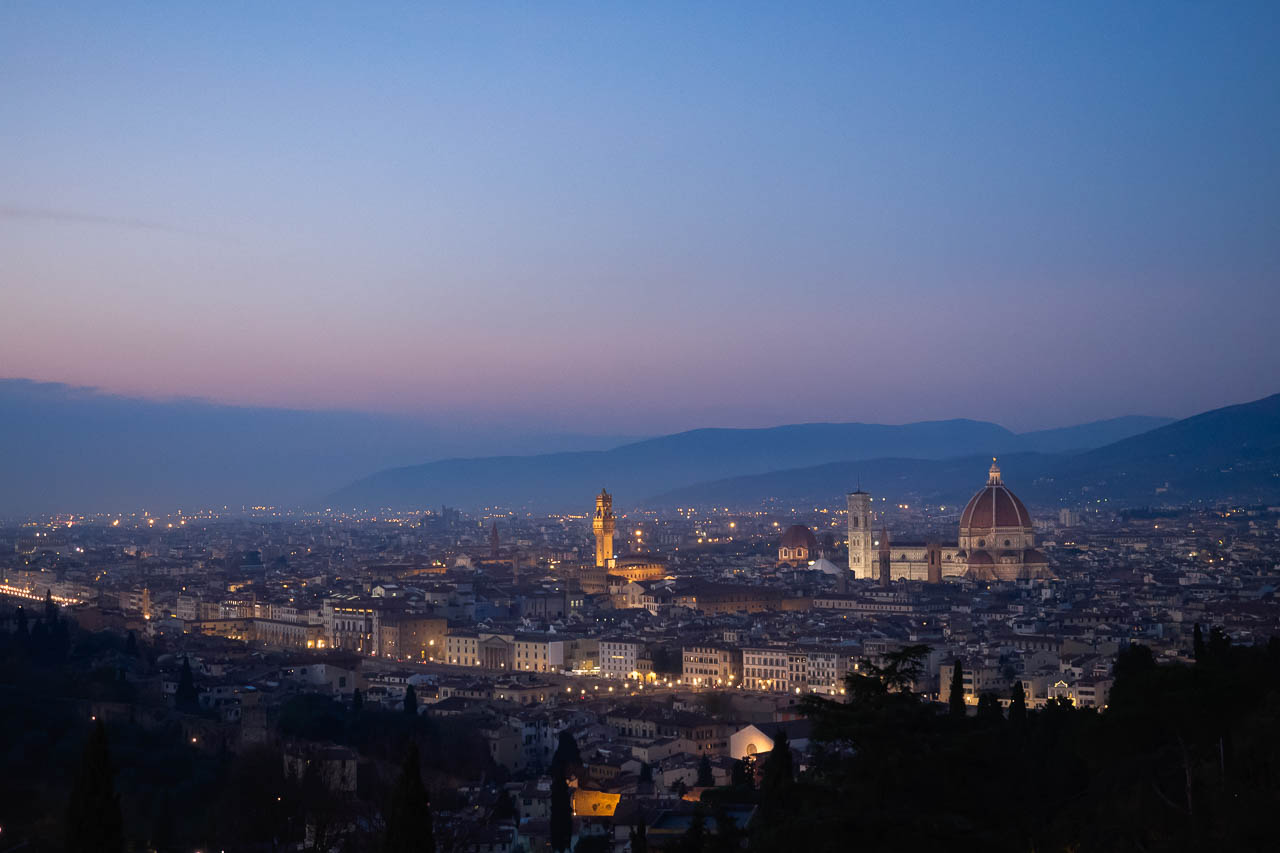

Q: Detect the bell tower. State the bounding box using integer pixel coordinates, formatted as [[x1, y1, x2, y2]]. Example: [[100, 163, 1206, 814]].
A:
[[847, 490, 874, 579], [593, 488, 615, 568]]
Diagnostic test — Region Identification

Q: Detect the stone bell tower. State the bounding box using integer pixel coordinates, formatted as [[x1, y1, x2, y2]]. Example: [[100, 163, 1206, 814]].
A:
[[593, 488, 615, 568], [847, 490, 874, 579]]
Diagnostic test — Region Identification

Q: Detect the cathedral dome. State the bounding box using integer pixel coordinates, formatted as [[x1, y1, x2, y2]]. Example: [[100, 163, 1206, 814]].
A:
[[959, 459, 1031, 531], [780, 525, 818, 551]]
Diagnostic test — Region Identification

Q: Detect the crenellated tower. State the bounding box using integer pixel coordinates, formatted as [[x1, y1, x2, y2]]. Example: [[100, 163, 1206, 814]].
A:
[[593, 488, 616, 568]]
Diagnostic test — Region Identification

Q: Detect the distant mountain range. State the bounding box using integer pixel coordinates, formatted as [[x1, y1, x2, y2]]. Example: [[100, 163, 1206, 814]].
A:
[[327, 414, 1176, 511], [13, 374, 1275, 515], [649, 394, 1280, 509], [0, 379, 642, 514]]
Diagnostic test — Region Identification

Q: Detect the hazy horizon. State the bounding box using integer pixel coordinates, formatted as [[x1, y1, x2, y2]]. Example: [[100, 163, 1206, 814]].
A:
[[5, 2, 1279, 436]]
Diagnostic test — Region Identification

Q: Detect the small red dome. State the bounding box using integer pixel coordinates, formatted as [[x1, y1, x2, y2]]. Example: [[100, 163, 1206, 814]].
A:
[[780, 524, 817, 551], [967, 550, 994, 565]]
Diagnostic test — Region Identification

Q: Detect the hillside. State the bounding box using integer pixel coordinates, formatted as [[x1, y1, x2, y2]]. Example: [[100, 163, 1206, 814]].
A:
[[646, 394, 1280, 509], [326, 415, 1172, 511], [0, 379, 640, 514]]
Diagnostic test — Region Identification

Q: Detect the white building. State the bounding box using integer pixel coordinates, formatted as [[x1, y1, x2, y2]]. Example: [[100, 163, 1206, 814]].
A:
[[742, 647, 790, 692], [599, 638, 642, 679]]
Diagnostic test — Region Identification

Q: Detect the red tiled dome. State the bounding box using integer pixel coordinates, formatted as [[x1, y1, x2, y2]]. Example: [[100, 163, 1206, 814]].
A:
[[780, 524, 817, 551], [960, 459, 1031, 531], [967, 550, 994, 565]]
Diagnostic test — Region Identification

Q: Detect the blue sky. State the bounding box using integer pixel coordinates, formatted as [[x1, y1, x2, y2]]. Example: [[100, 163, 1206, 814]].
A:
[[3, 1, 1277, 434]]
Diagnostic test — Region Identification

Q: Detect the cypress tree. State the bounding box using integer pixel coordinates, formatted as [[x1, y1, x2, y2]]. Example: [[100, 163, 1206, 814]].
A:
[[976, 692, 1003, 722], [404, 683, 418, 717], [731, 758, 753, 790], [352, 687, 364, 713], [1192, 622, 1205, 662], [550, 763, 573, 853], [384, 742, 434, 853], [679, 807, 706, 853], [124, 630, 138, 657], [948, 659, 966, 716], [66, 720, 124, 853], [551, 730, 582, 778], [1009, 680, 1028, 727], [697, 754, 714, 787], [760, 731, 792, 798], [175, 656, 199, 711]]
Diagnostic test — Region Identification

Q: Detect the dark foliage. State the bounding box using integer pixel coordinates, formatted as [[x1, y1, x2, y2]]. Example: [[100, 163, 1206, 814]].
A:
[[697, 754, 714, 787], [948, 658, 965, 716], [384, 742, 434, 853], [65, 720, 124, 853], [550, 762, 573, 853], [174, 656, 199, 711], [778, 633, 1280, 853]]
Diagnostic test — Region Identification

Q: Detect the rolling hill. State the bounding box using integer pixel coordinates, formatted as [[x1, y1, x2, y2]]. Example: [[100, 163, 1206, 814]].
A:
[[326, 415, 1173, 511], [646, 394, 1280, 509]]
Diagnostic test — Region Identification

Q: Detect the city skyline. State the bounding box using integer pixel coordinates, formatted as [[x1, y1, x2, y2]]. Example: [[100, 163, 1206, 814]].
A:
[[5, 1, 1279, 435]]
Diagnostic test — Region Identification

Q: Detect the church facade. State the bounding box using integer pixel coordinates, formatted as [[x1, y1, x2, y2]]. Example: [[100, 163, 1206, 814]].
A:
[[846, 459, 1053, 583]]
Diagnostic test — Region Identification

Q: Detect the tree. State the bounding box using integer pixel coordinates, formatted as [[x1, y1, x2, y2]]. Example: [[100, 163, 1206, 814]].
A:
[[551, 730, 582, 778], [124, 630, 138, 657], [66, 720, 124, 853], [697, 754, 714, 787], [404, 683, 418, 718], [492, 790, 518, 822], [710, 804, 741, 853], [550, 763, 573, 853], [976, 692, 1003, 723], [760, 731, 793, 798], [678, 807, 706, 853], [730, 758, 754, 790], [175, 656, 199, 711], [1009, 679, 1028, 727], [859, 643, 931, 694], [639, 761, 653, 784], [383, 742, 434, 853], [352, 687, 364, 714], [949, 659, 966, 717], [1193, 622, 1206, 662], [629, 821, 647, 853], [1208, 626, 1232, 662]]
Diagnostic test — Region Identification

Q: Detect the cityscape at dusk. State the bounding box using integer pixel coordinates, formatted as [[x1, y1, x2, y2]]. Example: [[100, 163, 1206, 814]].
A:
[[3, 3, 1280, 853]]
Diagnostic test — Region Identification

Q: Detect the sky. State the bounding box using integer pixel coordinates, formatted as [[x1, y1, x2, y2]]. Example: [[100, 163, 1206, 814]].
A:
[[3, 1, 1278, 436]]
